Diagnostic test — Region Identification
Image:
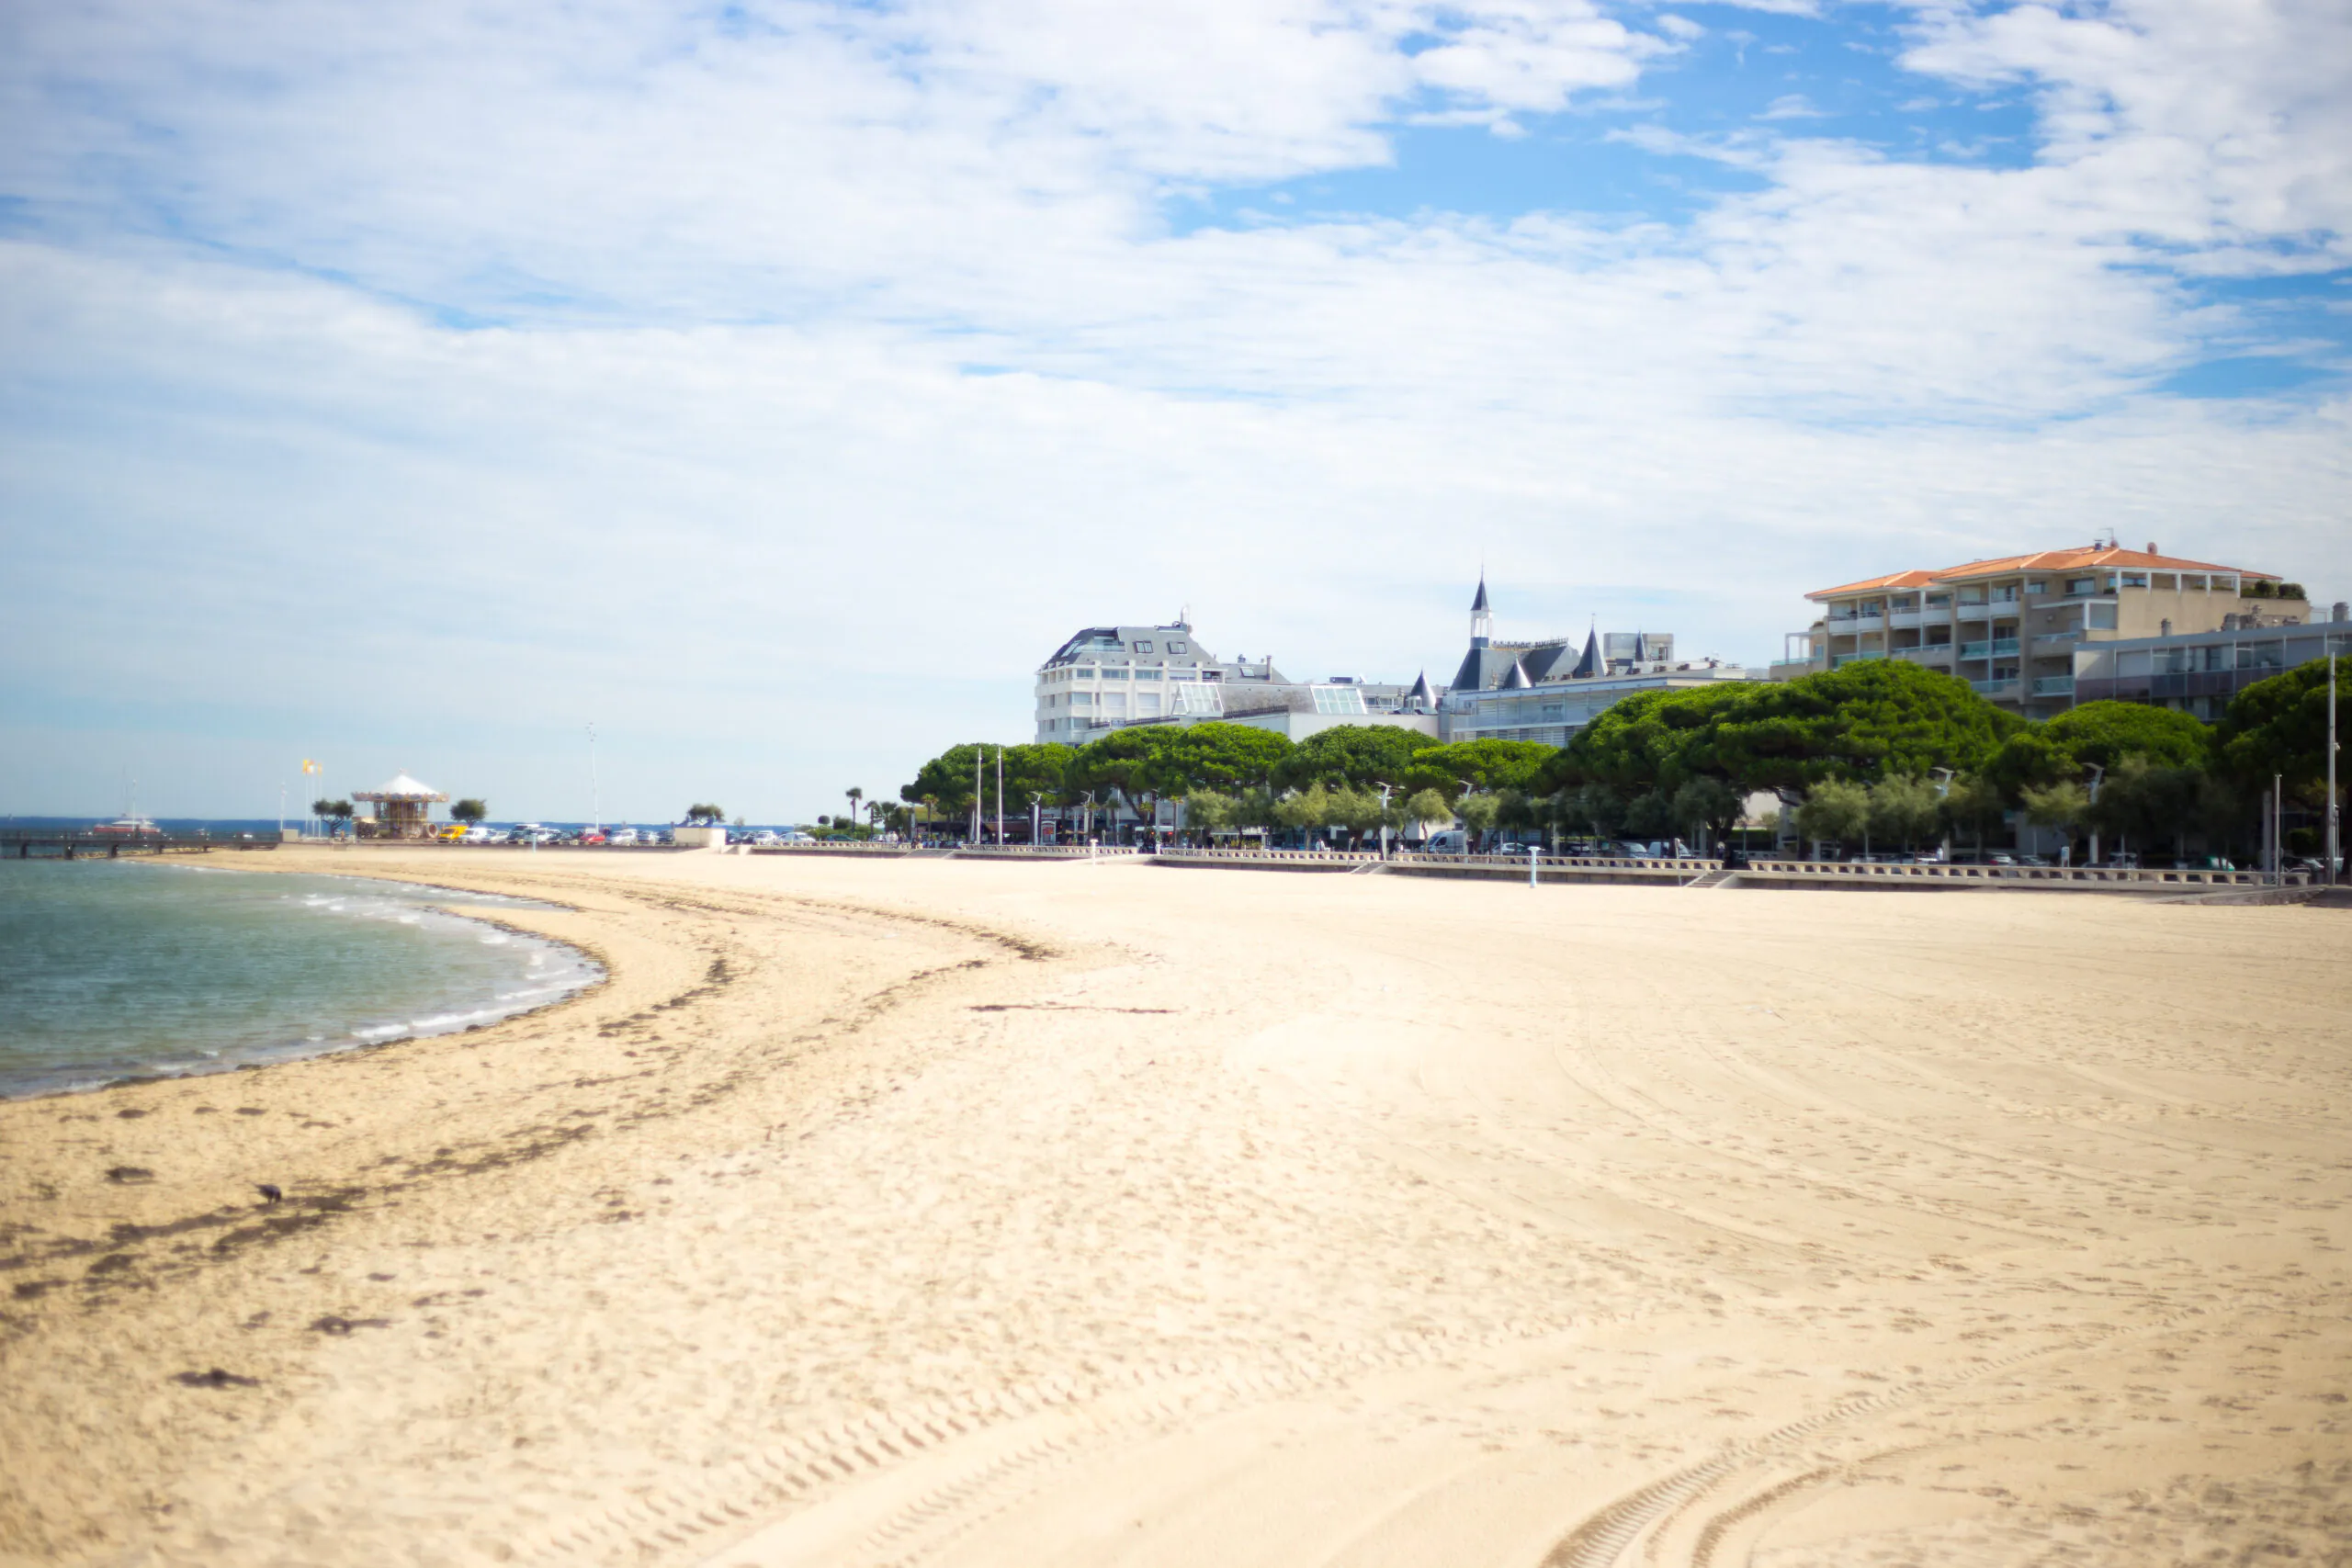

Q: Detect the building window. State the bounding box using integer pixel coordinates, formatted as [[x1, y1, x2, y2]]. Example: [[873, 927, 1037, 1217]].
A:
[[1134, 640, 1153, 653], [2121, 572, 2148, 588], [1071, 692, 1092, 706], [1310, 686, 1368, 716], [1137, 694, 1162, 715], [1169, 641, 1187, 653], [2065, 577, 2095, 596], [1133, 668, 1162, 680], [2088, 603, 2118, 629], [2025, 581, 2047, 595]]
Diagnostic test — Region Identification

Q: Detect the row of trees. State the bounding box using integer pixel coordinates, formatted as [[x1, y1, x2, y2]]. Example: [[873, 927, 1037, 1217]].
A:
[[1563, 657, 2344, 859], [899, 657, 2347, 858]]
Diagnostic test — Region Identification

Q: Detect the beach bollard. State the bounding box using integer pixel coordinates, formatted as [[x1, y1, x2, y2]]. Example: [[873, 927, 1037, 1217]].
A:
[[1529, 844, 1537, 888]]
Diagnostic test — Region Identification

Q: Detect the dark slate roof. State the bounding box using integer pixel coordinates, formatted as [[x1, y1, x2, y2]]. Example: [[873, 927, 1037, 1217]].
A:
[[1407, 671, 1432, 704], [1498, 659, 1532, 689], [1569, 628, 1600, 680]]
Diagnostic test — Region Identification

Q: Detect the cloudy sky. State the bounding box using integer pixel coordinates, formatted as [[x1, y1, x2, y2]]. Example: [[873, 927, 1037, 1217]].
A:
[[3, 0, 2346, 822]]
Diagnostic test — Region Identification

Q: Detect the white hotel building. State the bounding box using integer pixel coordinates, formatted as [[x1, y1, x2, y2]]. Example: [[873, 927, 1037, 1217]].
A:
[[1033, 620, 1433, 745]]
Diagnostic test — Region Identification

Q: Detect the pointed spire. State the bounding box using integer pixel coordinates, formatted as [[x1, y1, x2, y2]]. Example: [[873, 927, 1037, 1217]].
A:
[[1499, 659, 1532, 690], [1408, 670, 1432, 705], [1469, 574, 1493, 647], [1470, 575, 1489, 614], [1570, 626, 1600, 680]]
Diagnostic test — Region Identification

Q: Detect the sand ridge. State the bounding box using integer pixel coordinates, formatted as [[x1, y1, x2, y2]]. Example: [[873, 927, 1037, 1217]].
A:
[[1, 847, 2346, 1566]]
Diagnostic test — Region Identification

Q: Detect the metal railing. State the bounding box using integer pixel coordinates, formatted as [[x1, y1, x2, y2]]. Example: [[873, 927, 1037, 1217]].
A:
[[1742, 859, 2302, 888], [2030, 675, 2075, 696]]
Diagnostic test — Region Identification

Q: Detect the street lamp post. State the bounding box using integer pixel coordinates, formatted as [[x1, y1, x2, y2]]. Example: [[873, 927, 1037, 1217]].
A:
[[2328, 649, 2340, 886], [1931, 766, 1955, 863], [2083, 762, 2104, 868]]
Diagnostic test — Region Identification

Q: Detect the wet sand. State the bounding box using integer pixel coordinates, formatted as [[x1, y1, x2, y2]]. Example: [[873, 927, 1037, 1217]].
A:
[[2, 847, 2346, 1567]]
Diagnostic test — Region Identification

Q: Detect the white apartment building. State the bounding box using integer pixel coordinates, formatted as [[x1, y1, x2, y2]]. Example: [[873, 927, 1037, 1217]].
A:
[[1034, 620, 1435, 744], [1781, 544, 2307, 717], [2074, 603, 2351, 718]]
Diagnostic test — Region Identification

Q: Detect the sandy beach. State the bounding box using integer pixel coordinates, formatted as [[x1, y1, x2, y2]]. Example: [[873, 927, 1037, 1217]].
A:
[[2, 847, 2346, 1567]]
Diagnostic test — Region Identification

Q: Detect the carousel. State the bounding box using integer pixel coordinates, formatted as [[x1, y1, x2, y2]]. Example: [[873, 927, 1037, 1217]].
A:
[[353, 773, 449, 840]]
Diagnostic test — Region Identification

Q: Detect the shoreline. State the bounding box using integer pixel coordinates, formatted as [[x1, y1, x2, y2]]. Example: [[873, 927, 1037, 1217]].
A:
[[4, 848, 2346, 1567], [0, 857, 608, 1103]]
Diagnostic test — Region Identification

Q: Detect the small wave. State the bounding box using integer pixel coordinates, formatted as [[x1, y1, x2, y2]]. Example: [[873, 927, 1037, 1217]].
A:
[[408, 1008, 507, 1033]]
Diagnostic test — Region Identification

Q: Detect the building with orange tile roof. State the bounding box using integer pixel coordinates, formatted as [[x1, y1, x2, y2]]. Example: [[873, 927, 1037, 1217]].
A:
[[1777, 541, 2312, 718]]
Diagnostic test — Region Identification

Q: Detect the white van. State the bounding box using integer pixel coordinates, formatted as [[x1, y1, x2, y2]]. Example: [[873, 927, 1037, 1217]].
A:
[[1422, 829, 1469, 854]]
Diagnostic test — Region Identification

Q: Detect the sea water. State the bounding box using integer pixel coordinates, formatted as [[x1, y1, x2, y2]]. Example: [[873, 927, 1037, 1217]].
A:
[[0, 859, 601, 1098]]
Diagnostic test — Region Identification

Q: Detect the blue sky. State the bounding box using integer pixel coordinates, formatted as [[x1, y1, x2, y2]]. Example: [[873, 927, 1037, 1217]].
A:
[[1, 0, 2346, 819]]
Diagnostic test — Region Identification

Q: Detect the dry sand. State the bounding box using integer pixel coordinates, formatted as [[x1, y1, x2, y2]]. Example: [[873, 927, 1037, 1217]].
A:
[[2, 847, 2347, 1567]]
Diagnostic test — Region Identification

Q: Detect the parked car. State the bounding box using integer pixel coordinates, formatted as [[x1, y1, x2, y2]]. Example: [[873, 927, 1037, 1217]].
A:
[[605, 828, 640, 846], [435, 823, 468, 842]]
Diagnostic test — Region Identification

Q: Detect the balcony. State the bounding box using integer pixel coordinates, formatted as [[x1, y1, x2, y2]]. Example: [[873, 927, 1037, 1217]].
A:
[[1829, 651, 1884, 670], [1894, 645, 1953, 662], [1959, 640, 1991, 660], [1955, 600, 1993, 620], [1991, 637, 2019, 658], [2031, 631, 2083, 651], [2031, 675, 2075, 697], [1971, 678, 2020, 695]]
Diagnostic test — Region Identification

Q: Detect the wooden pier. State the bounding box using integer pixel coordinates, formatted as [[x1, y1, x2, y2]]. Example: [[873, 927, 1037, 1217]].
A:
[[2, 831, 279, 861]]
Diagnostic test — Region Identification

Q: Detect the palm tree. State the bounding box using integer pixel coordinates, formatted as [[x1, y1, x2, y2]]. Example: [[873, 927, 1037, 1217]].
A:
[[846, 786, 863, 828]]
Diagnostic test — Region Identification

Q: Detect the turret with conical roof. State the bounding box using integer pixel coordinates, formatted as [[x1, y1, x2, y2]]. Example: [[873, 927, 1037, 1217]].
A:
[[1570, 626, 1600, 680], [1469, 575, 1492, 647]]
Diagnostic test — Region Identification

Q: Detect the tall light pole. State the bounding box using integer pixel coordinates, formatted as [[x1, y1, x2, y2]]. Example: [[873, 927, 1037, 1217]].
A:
[[2328, 649, 2340, 886], [971, 750, 982, 844], [1932, 766, 1955, 863], [995, 750, 1005, 848], [1372, 780, 1393, 860], [2082, 761, 2104, 868]]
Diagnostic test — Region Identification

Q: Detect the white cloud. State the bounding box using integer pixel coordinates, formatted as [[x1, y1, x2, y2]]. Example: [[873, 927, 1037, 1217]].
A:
[[0, 0, 2346, 818], [1898, 0, 2352, 273]]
